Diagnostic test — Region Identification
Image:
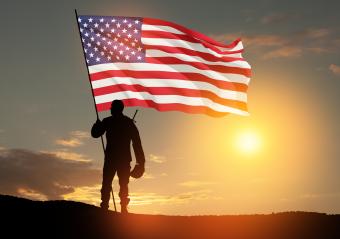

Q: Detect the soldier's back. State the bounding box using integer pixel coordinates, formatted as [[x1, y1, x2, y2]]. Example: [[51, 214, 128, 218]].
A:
[[103, 115, 134, 160]]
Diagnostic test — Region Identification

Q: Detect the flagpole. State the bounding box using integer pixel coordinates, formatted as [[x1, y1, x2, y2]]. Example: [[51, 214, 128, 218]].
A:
[[74, 9, 105, 153], [74, 9, 117, 212]]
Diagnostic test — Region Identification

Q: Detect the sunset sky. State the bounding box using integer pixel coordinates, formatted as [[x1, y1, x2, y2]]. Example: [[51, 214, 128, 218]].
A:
[[1, 0, 340, 215]]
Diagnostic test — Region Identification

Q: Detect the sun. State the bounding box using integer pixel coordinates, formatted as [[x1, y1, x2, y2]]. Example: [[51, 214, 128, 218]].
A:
[[235, 131, 261, 155]]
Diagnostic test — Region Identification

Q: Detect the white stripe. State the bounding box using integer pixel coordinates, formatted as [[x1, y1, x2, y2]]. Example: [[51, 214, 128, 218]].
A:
[[142, 24, 184, 35], [89, 63, 250, 85], [142, 38, 242, 58], [146, 49, 251, 69], [142, 24, 244, 51], [91, 77, 247, 102], [94, 91, 249, 116], [215, 41, 243, 52]]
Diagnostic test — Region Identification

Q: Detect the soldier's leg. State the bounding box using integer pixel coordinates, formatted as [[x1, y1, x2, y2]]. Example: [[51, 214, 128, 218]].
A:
[[101, 158, 116, 209], [117, 163, 131, 212]]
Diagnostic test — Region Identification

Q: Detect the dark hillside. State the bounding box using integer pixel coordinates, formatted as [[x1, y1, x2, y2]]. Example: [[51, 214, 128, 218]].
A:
[[1, 195, 339, 239]]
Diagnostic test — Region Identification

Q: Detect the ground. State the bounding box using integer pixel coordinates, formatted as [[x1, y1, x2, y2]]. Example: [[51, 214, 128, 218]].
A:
[[1, 195, 339, 239]]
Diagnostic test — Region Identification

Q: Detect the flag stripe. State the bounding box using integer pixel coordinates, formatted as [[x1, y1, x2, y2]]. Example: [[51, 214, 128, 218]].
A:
[[97, 99, 234, 117], [90, 70, 248, 92], [146, 57, 250, 76], [94, 91, 249, 116], [144, 44, 244, 63], [91, 77, 247, 101], [96, 85, 246, 109], [146, 49, 249, 68], [142, 38, 243, 58], [88, 63, 251, 84], [143, 18, 241, 49], [142, 30, 243, 53], [142, 24, 184, 36], [93, 85, 248, 111]]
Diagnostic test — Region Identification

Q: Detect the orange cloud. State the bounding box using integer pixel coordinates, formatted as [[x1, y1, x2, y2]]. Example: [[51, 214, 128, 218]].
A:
[[41, 150, 92, 162], [211, 27, 335, 60], [55, 130, 90, 147], [261, 13, 298, 25], [179, 180, 217, 188], [211, 33, 288, 47], [17, 188, 48, 201], [149, 154, 166, 163], [300, 28, 331, 39], [263, 46, 302, 59], [329, 64, 340, 76], [130, 190, 220, 206], [62, 185, 221, 207], [55, 138, 82, 147], [306, 47, 330, 54], [0, 148, 100, 200]]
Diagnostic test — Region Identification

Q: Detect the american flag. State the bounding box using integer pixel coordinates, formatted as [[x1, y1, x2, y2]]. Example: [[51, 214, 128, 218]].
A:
[[77, 15, 251, 117]]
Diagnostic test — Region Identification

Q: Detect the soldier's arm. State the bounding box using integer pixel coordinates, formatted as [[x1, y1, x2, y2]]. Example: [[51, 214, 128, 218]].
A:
[[131, 122, 145, 165], [91, 119, 106, 138]]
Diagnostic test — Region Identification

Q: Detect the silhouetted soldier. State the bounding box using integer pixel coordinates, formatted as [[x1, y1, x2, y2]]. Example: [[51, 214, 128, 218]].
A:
[[91, 100, 145, 213]]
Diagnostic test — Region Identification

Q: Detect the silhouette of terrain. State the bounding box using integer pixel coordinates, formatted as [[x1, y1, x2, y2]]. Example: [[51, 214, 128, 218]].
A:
[[1, 194, 339, 239]]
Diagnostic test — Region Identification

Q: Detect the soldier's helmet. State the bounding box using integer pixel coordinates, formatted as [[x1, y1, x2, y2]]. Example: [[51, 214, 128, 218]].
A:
[[130, 164, 144, 178]]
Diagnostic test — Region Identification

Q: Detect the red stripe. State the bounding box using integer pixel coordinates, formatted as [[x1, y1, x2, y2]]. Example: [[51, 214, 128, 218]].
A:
[[142, 30, 242, 55], [97, 99, 232, 117], [93, 84, 247, 111], [146, 57, 251, 77], [145, 44, 244, 63], [143, 18, 241, 49], [90, 70, 248, 92]]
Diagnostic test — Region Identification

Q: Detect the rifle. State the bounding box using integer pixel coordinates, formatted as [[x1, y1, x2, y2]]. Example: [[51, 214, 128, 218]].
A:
[[132, 109, 138, 122]]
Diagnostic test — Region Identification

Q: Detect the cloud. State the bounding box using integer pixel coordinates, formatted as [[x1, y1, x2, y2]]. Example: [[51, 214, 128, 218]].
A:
[[244, 35, 289, 47], [212, 27, 336, 60], [0, 148, 101, 200], [263, 46, 302, 59], [179, 180, 217, 188], [63, 184, 102, 206], [299, 192, 340, 199], [40, 149, 92, 162], [55, 138, 83, 147], [305, 47, 330, 54], [299, 28, 331, 39], [142, 172, 155, 179], [211, 33, 288, 47], [63, 184, 221, 207], [149, 154, 166, 163], [130, 190, 215, 206], [329, 64, 340, 76], [17, 188, 48, 201], [261, 13, 298, 25], [70, 131, 91, 138], [55, 130, 90, 147]]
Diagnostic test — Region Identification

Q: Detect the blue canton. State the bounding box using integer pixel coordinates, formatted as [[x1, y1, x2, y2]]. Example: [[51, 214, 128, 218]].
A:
[[78, 16, 145, 66]]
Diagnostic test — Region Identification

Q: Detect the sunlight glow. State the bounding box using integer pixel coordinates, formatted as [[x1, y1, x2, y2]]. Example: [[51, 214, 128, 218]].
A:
[[235, 131, 261, 155]]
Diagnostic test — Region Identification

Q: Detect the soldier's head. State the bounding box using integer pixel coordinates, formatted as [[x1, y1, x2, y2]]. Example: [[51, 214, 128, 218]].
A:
[[110, 100, 124, 115]]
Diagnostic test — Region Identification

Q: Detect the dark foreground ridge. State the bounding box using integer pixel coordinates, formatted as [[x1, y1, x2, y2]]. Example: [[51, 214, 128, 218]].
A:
[[1, 195, 339, 239]]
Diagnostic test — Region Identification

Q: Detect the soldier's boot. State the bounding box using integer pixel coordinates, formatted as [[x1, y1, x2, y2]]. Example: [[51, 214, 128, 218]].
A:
[[120, 198, 130, 214], [100, 201, 109, 210]]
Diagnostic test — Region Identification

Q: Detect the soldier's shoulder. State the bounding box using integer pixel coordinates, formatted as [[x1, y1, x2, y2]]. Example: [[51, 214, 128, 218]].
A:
[[102, 116, 113, 123], [122, 115, 137, 127], [122, 115, 134, 123], [102, 116, 111, 120]]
